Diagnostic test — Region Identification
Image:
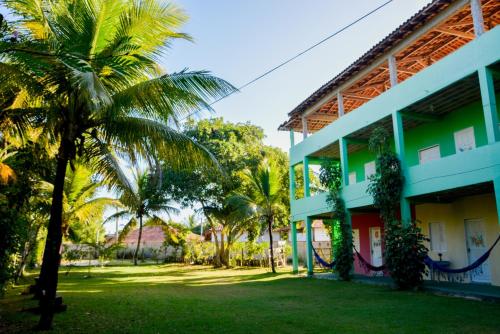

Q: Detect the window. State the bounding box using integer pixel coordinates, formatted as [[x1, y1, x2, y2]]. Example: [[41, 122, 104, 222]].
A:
[[454, 127, 475, 153], [348, 171, 356, 185], [364, 161, 376, 180], [429, 222, 447, 252], [419, 145, 440, 164]]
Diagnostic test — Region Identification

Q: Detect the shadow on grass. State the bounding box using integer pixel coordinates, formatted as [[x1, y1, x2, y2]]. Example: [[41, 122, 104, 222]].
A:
[[3, 264, 500, 334]]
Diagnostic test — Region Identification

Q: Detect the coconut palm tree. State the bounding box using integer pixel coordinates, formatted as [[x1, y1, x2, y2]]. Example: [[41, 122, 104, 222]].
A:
[[109, 167, 178, 265], [232, 160, 287, 273], [1, 0, 234, 328]]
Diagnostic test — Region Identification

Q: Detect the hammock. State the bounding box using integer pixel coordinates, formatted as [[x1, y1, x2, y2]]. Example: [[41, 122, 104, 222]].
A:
[[311, 243, 336, 269], [425, 234, 500, 274], [354, 248, 386, 272]]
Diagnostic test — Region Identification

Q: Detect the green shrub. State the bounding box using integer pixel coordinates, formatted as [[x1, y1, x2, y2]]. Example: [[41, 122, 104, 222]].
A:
[[367, 127, 427, 289], [384, 221, 428, 289], [319, 160, 353, 280]]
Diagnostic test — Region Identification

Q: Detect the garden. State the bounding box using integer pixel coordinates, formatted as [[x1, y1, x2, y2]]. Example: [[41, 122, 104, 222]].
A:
[[2, 264, 500, 334]]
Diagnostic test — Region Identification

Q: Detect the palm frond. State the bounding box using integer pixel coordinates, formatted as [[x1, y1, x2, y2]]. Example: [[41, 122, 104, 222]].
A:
[[117, 217, 137, 243]]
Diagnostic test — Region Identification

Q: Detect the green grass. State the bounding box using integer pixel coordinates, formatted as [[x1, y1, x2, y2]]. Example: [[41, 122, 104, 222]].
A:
[[1, 264, 500, 333]]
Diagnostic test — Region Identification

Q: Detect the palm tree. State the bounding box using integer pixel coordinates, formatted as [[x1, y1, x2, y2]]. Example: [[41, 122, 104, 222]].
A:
[[110, 167, 178, 265], [233, 160, 287, 273], [1, 0, 234, 328], [60, 163, 120, 240]]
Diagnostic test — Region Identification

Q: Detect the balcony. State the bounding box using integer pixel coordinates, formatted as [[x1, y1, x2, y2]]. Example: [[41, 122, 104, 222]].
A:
[[290, 25, 500, 166], [291, 142, 500, 221]]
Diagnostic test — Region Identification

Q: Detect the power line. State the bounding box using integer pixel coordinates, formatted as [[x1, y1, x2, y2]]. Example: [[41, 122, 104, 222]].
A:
[[181, 0, 394, 121]]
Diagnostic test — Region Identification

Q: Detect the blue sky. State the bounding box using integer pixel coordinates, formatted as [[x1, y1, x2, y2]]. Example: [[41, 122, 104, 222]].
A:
[[164, 0, 432, 151]]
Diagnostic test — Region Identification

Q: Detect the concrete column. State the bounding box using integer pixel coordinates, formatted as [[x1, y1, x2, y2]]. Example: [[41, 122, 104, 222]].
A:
[[291, 221, 299, 274], [470, 0, 484, 37], [305, 217, 314, 276], [289, 164, 296, 200], [388, 55, 398, 87], [289, 130, 295, 147], [392, 111, 411, 225], [339, 138, 349, 186], [494, 178, 500, 226], [303, 157, 310, 198], [337, 92, 345, 117], [478, 67, 500, 144], [302, 116, 308, 139]]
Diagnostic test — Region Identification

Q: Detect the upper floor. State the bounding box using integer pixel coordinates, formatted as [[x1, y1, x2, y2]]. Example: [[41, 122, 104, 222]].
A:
[[279, 0, 499, 140], [282, 0, 500, 222]]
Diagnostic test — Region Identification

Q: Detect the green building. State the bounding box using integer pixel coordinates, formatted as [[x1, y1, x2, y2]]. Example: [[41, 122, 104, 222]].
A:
[[279, 0, 500, 285]]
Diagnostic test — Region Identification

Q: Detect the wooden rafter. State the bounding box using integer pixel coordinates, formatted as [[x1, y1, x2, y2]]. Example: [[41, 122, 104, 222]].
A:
[[434, 27, 475, 39]]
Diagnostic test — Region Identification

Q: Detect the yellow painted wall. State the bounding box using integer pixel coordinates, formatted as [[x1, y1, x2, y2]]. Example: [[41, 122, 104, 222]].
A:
[[416, 193, 500, 286]]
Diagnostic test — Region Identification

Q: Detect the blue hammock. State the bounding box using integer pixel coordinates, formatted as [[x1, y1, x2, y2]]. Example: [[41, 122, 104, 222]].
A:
[[425, 234, 500, 274], [311, 244, 336, 268], [354, 248, 386, 272]]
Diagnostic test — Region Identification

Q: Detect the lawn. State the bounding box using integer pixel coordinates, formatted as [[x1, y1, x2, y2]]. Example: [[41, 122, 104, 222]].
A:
[[1, 265, 500, 334]]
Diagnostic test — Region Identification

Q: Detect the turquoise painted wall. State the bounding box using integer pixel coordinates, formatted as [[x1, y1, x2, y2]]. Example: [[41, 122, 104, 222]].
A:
[[345, 94, 500, 175], [404, 94, 499, 167]]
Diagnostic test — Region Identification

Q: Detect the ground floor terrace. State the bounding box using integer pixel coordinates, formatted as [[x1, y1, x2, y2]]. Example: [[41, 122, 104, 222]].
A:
[[2, 264, 500, 334], [290, 186, 500, 286]]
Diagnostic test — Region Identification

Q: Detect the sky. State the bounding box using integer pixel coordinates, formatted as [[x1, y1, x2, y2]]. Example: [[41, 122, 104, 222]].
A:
[[1, 0, 433, 232], [162, 0, 432, 151]]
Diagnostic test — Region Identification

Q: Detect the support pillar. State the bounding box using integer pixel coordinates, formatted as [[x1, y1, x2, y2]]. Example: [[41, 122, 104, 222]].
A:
[[494, 178, 500, 226], [392, 111, 411, 225], [478, 67, 500, 144], [305, 217, 313, 276], [291, 221, 299, 274], [339, 138, 349, 186], [388, 55, 398, 87], [302, 116, 308, 139], [470, 0, 484, 37], [337, 92, 345, 117], [303, 157, 310, 198], [289, 164, 296, 200], [289, 130, 295, 147]]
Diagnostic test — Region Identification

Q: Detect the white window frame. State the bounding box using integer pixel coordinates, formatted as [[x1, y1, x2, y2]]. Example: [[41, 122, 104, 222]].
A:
[[348, 171, 357, 185], [364, 161, 376, 180], [429, 222, 447, 252], [454, 126, 476, 153], [418, 144, 441, 164]]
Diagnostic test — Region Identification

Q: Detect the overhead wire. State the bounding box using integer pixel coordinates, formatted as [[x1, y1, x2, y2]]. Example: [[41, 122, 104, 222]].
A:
[[180, 0, 394, 121]]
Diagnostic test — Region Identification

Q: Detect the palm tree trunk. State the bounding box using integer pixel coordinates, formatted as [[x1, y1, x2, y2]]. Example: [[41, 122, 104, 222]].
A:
[[133, 215, 143, 266], [14, 224, 41, 283], [38, 141, 71, 330], [268, 217, 276, 273]]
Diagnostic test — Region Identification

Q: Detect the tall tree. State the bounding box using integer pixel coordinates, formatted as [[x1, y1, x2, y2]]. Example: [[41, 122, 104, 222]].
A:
[[1, 1, 234, 328], [111, 167, 178, 266], [231, 159, 288, 273], [163, 118, 267, 266]]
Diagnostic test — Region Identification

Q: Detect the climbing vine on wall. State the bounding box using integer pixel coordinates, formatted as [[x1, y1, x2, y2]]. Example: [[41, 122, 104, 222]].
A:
[[319, 160, 353, 280], [367, 127, 428, 290]]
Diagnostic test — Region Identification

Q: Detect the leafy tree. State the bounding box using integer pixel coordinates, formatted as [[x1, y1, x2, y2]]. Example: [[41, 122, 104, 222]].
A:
[[0, 137, 55, 294], [163, 119, 289, 267], [111, 168, 178, 266], [319, 159, 353, 280], [204, 198, 255, 266], [1, 1, 234, 328], [231, 159, 288, 273], [367, 127, 427, 289]]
